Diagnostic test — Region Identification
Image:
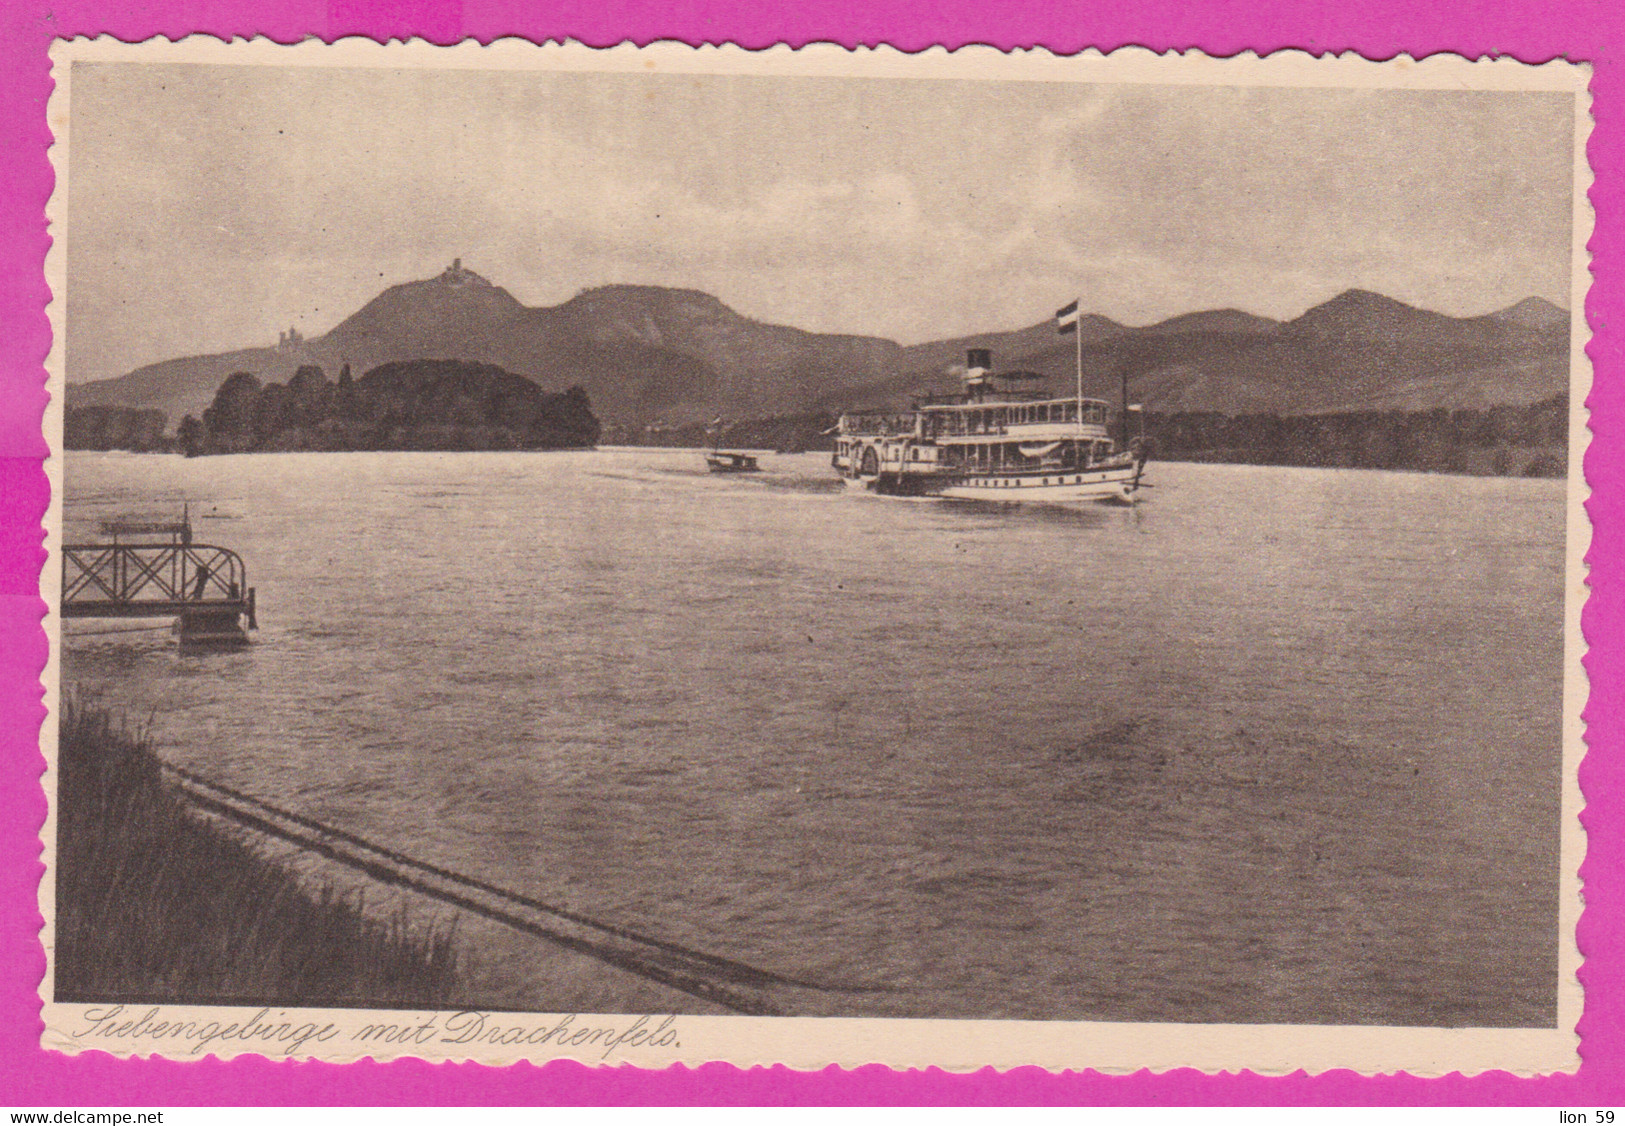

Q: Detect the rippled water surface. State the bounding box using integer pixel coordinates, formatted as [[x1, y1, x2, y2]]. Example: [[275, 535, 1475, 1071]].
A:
[[61, 449, 1568, 1026]]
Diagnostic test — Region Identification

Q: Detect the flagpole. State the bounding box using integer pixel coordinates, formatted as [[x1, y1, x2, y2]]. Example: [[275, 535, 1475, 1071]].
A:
[[1074, 298, 1083, 426], [1121, 366, 1130, 448]]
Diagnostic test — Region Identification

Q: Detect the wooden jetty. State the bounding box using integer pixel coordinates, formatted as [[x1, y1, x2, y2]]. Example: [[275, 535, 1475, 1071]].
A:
[[61, 511, 257, 647]]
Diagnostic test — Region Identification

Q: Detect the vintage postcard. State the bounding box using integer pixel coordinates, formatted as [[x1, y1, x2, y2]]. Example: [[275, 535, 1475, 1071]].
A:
[[37, 37, 1591, 1074]]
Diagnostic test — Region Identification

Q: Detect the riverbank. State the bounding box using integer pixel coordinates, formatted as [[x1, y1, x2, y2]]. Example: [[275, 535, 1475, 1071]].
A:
[[68, 392, 1570, 480], [1141, 395, 1569, 477], [602, 397, 1569, 477], [53, 697, 462, 1008]]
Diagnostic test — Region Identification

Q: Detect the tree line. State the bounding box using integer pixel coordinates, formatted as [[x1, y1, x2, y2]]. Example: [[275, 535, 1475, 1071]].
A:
[[601, 395, 1568, 478], [168, 360, 600, 455], [1141, 393, 1568, 477], [64, 376, 1568, 479], [63, 405, 169, 452]]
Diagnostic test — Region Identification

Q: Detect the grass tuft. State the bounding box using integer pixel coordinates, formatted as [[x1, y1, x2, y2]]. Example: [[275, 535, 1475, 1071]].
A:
[[54, 693, 462, 1008]]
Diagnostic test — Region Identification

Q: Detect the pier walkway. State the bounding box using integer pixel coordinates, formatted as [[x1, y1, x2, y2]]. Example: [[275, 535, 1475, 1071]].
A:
[[61, 518, 256, 641]]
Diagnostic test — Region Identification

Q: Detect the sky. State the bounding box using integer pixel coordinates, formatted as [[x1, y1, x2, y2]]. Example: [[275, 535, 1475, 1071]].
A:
[[64, 61, 1578, 384]]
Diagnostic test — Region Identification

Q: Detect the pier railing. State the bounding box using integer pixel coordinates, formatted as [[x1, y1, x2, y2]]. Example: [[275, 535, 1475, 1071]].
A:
[[62, 541, 255, 622]]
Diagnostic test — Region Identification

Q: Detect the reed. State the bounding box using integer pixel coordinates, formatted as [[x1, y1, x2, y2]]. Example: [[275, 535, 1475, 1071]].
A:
[[53, 695, 461, 1007]]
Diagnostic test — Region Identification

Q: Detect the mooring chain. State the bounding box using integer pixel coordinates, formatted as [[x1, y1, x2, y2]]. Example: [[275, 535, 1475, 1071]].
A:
[[161, 763, 882, 1013]]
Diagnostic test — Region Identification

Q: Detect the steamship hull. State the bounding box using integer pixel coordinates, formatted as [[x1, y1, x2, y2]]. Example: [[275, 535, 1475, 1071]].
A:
[[934, 462, 1142, 504], [841, 459, 1143, 504]]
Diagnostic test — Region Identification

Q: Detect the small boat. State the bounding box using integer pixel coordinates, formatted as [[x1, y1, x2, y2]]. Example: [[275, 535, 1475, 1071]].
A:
[[705, 451, 761, 473]]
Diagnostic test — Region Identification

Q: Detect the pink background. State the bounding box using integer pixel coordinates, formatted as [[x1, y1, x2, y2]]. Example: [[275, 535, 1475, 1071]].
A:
[[1, 0, 1620, 1104]]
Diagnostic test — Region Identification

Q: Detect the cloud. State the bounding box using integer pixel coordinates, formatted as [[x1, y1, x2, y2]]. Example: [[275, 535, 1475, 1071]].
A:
[[65, 64, 1577, 381], [1035, 88, 1116, 136]]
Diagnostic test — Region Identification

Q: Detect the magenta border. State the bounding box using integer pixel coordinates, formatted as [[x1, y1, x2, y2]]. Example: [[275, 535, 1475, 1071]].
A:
[[1, 0, 1620, 1106]]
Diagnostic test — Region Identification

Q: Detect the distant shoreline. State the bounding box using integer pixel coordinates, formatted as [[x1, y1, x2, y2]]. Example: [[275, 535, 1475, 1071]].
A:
[[65, 392, 1569, 480], [61, 439, 1568, 479]]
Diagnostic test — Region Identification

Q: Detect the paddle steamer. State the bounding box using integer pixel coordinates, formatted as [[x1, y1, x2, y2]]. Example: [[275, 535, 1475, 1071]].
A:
[[832, 338, 1149, 504]]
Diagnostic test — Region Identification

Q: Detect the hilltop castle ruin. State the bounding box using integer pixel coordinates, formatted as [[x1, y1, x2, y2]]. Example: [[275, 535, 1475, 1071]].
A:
[[438, 257, 491, 287]]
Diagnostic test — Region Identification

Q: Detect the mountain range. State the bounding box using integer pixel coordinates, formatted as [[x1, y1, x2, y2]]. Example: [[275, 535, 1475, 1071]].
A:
[[68, 261, 1571, 427]]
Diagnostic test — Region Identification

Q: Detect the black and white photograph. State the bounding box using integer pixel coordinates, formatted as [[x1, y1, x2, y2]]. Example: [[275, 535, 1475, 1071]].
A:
[[40, 40, 1589, 1073]]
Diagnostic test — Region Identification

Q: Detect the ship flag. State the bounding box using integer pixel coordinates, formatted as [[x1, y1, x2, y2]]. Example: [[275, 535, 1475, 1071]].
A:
[[1056, 300, 1080, 335]]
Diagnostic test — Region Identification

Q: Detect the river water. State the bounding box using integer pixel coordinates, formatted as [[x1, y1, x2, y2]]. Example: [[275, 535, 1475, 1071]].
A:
[[59, 449, 1568, 1026]]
